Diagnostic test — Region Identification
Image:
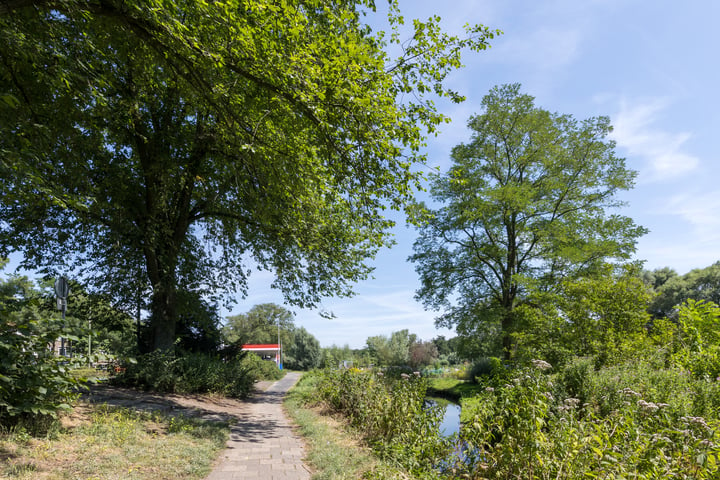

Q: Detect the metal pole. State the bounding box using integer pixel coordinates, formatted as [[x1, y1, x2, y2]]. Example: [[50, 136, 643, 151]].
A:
[[61, 300, 66, 356]]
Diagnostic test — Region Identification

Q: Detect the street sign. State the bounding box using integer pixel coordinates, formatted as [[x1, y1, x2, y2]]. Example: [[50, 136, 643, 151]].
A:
[[54, 276, 70, 299]]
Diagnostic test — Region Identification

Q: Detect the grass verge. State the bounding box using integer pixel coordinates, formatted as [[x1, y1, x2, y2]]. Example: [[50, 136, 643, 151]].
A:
[[0, 404, 229, 480], [284, 372, 410, 480], [426, 377, 482, 401]]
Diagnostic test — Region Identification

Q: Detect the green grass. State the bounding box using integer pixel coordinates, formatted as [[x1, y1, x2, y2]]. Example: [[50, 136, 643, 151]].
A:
[[0, 404, 229, 480], [426, 377, 482, 401], [284, 372, 410, 480]]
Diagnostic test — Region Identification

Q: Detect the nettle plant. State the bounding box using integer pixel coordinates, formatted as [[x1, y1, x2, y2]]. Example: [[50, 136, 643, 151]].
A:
[[460, 360, 720, 479]]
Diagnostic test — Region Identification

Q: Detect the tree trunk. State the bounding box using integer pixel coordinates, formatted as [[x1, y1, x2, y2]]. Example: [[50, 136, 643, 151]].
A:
[[149, 279, 177, 352], [143, 242, 181, 353]]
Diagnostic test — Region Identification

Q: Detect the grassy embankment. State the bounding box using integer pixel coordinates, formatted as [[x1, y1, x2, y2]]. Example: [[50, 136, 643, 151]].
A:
[[284, 372, 412, 480], [426, 376, 481, 401], [0, 404, 229, 480]]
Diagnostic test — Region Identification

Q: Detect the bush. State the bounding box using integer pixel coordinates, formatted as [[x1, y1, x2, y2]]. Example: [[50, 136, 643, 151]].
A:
[[0, 310, 84, 427], [460, 361, 720, 479], [315, 368, 451, 476], [113, 351, 265, 398], [468, 356, 504, 383]]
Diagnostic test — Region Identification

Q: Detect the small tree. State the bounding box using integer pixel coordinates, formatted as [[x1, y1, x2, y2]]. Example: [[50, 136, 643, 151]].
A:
[[517, 264, 652, 367]]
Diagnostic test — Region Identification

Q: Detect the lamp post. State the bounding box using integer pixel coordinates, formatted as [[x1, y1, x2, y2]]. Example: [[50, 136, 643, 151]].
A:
[[277, 316, 281, 369]]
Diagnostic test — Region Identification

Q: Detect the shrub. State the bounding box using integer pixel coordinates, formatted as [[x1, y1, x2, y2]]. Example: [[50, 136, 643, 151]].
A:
[[0, 310, 84, 428], [468, 356, 504, 383], [460, 361, 720, 479], [113, 351, 264, 398], [315, 368, 451, 476]]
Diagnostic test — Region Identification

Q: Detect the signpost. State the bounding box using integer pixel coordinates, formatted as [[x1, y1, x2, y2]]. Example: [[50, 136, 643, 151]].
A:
[[54, 276, 70, 357]]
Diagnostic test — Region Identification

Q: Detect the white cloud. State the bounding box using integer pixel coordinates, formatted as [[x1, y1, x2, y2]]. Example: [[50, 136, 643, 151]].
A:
[[635, 189, 720, 273], [610, 98, 699, 181]]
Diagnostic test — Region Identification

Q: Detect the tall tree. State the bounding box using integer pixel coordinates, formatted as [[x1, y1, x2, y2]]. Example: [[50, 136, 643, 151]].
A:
[[0, 1, 497, 351], [410, 84, 647, 359], [284, 327, 321, 371], [650, 262, 720, 319], [223, 303, 295, 348]]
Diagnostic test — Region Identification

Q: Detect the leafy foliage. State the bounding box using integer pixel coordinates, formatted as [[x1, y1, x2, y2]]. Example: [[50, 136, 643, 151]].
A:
[[223, 303, 295, 347], [0, 265, 84, 425], [112, 350, 279, 398], [460, 363, 720, 479], [1, 0, 498, 352], [366, 329, 416, 367], [649, 262, 720, 319], [284, 327, 321, 371], [315, 368, 451, 476], [666, 299, 720, 379], [517, 264, 653, 368], [410, 84, 647, 358]]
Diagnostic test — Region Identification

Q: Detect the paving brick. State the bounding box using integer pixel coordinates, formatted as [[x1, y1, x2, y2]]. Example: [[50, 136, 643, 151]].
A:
[[205, 372, 311, 480]]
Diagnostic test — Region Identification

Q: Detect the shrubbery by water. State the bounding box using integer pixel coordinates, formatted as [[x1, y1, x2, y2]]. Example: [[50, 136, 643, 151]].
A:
[[309, 359, 720, 479]]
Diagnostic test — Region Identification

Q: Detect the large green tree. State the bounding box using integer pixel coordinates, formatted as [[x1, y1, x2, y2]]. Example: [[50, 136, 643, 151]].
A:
[[223, 303, 295, 347], [648, 262, 720, 319], [410, 84, 647, 359], [0, 1, 497, 351], [284, 326, 321, 371], [366, 328, 416, 366]]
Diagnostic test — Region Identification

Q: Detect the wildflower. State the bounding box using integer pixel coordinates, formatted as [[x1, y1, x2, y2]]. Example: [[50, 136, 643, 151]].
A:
[[637, 400, 659, 412], [619, 387, 642, 398], [543, 392, 554, 401], [413, 371, 421, 377], [485, 387, 495, 393], [377, 372, 383, 377], [681, 416, 709, 429], [400, 373, 410, 380], [531, 359, 552, 371]]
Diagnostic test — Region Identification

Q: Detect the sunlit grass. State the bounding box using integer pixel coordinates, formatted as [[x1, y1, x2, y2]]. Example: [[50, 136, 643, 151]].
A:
[[0, 404, 229, 480]]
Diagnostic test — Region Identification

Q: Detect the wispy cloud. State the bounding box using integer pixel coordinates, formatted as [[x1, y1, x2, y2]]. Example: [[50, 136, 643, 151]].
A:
[[610, 98, 699, 182], [637, 188, 720, 273], [489, 27, 582, 71], [665, 191, 720, 237], [298, 289, 451, 347]]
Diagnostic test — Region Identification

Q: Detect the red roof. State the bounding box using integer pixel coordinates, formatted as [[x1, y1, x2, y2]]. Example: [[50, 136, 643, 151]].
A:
[[242, 344, 279, 349]]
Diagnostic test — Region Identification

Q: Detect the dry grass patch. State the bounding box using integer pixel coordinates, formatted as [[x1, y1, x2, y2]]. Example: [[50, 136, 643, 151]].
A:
[[0, 403, 229, 480]]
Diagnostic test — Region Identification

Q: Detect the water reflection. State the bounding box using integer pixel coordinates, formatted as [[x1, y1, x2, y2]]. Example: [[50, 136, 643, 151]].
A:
[[426, 397, 462, 436]]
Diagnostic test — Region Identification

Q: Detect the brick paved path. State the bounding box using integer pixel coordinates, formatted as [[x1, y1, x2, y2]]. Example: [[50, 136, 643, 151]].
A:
[[205, 371, 311, 479]]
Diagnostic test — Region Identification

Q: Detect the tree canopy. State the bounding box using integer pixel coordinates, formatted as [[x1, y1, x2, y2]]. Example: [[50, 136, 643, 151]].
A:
[[0, 1, 497, 351], [647, 262, 720, 319], [223, 303, 295, 347], [410, 84, 647, 359]]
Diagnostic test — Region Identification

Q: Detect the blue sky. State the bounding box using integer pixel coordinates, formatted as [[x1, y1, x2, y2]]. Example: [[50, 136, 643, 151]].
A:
[[7, 1, 719, 349], [246, 0, 720, 348]]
